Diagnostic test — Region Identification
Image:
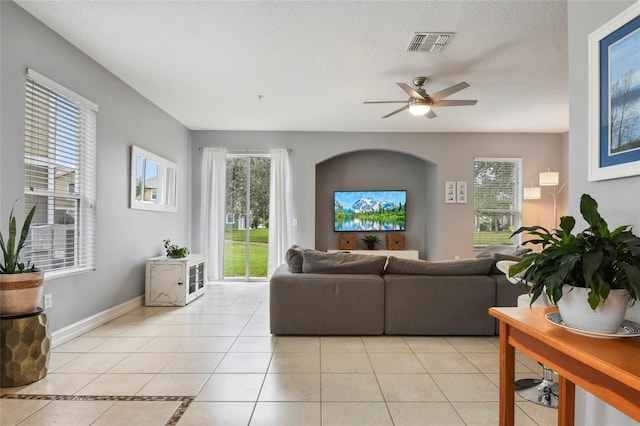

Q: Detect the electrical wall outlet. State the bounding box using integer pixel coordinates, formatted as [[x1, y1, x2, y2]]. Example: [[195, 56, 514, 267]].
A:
[[44, 293, 53, 309]]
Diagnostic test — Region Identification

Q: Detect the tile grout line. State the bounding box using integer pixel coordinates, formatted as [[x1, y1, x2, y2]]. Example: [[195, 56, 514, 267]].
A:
[[0, 394, 195, 426], [403, 336, 467, 426], [363, 336, 397, 426], [243, 297, 274, 425]]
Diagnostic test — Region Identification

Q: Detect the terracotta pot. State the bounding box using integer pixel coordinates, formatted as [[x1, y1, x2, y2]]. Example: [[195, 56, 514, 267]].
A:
[[556, 286, 629, 334], [0, 271, 44, 315]]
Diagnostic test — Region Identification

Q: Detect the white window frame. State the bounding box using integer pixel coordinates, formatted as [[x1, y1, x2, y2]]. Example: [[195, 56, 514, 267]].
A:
[[224, 153, 271, 280], [130, 145, 178, 212], [23, 69, 97, 279], [473, 157, 523, 251]]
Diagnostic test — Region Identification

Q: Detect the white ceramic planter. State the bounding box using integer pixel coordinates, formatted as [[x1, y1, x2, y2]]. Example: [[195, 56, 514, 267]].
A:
[[556, 286, 630, 334]]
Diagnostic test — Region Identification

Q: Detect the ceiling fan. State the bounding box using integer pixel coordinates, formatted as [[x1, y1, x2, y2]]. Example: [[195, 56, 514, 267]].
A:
[[364, 76, 477, 119]]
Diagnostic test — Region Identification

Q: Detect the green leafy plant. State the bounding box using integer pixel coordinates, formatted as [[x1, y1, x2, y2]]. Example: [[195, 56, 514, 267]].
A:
[[509, 194, 640, 310], [163, 239, 189, 258], [0, 202, 37, 274], [361, 234, 380, 249]]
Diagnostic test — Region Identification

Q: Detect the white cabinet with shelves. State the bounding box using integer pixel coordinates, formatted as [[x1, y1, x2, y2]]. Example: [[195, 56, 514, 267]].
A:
[[145, 254, 206, 306]]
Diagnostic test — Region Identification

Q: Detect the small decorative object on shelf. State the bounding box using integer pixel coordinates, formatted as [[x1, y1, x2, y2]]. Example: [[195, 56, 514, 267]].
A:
[[386, 233, 405, 250], [361, 234, 380, 250], [509, 193, 640, 334], [339, 233, 357, 250], [163, 239, 189, 258]]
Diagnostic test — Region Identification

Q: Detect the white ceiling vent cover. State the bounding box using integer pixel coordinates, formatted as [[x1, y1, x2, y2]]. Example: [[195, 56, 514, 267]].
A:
[[407, 32, 455, 53]]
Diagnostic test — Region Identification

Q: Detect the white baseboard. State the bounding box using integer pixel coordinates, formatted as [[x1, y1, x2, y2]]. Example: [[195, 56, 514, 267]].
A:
[[50, 296, 144, 348]]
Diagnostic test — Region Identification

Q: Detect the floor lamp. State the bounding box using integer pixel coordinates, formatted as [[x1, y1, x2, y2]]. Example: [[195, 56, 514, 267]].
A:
[[538, 169, 568, 225], [517, 169, 568, 409]]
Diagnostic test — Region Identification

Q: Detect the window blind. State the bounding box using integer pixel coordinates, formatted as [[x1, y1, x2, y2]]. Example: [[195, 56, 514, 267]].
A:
[[23, 69, 97, 277], [473, 158, 522, 250]]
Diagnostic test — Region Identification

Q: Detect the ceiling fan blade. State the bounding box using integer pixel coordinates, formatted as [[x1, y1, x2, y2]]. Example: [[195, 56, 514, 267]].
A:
[[432, 99, 478, 107], [397, 83, 426, 100], [382, 105, 409, 118], [429, 82, 470, 102], [363, 101, 407, 104], [425, 109, 437, 119]]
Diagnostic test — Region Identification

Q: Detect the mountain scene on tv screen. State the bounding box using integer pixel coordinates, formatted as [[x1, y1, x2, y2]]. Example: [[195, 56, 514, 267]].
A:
[[334, 192, 406, 231]]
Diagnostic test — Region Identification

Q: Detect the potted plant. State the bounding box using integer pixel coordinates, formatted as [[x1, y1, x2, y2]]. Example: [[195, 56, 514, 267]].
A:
[[361, 234, 380, 250], [509, 193, 640, 334], [0, 203, 44, 315], [163, 239, 189, 258]]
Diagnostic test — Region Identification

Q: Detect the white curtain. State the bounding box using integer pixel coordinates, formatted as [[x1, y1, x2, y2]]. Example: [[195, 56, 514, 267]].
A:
[[200, 147, 227, 281], [268, 148, 293, 277]]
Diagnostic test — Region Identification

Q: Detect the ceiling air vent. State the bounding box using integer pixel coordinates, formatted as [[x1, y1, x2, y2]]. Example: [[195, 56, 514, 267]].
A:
[[407, 32, 455, 53]]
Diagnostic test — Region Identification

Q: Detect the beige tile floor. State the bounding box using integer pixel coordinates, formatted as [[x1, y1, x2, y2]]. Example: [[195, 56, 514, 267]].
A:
[[1, 282, 558, 425]]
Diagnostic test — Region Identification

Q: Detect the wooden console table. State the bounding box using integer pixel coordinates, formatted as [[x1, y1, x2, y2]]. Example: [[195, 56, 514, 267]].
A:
[[489, 307, 640, 426]]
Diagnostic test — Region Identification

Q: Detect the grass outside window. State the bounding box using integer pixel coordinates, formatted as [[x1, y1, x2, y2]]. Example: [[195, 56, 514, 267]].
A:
[[473, 231, 514, 251], [224, 228, 268, 277]]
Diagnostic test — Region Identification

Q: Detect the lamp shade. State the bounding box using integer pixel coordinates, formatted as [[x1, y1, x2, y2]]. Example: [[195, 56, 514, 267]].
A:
[[523, 187, 541, 200], [408, 98, 431, 116], [539, 171, 559, 186]]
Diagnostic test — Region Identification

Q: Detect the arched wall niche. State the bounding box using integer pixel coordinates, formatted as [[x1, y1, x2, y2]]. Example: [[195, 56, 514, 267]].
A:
[[315, 149, 438, 258]]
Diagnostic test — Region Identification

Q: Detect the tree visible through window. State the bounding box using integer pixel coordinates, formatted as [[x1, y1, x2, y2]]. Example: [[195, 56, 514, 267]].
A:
[[224, 155, 270, 278], [473, 158, 522, 250]]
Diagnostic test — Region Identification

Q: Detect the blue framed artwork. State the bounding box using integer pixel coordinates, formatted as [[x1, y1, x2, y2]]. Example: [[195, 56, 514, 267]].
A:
[[588, 3, 640, 181]]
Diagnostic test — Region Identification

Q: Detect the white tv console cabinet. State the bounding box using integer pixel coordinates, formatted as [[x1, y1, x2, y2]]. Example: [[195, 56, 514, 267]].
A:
[[327, 249, 419, 259], [145, 254, 206, 306]]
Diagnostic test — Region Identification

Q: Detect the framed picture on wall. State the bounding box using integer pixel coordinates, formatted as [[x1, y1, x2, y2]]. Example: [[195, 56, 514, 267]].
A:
[[588, 2, 640, 181]]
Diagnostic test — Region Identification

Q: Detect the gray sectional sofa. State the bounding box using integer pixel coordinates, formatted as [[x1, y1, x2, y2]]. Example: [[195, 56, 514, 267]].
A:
[[269, 246, 528, 336]]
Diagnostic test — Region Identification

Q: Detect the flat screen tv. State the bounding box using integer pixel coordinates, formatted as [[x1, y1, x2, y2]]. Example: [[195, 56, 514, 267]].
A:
[[334, 190, 406, 232]]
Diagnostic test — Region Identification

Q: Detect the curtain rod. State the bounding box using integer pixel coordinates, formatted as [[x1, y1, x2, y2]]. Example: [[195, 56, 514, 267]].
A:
[[198, 147, 292, 153]]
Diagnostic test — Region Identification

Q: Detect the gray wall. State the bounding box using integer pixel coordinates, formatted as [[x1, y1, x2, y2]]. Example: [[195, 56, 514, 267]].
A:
[[315, 150, 435, 257], [568, 0, 639, 231], [568, 2, 638, 425], [0, 2, 191, 332], [191, 131, 566, 260]]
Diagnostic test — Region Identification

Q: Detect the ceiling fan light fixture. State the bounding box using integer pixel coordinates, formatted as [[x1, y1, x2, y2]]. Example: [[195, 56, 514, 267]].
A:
[[409, 98, 431, 116], [364, 77, 476, 119], [409, 104, 430, 115]]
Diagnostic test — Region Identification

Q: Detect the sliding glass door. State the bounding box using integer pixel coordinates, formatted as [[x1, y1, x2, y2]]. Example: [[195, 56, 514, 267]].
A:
[[224, 155, 270, 279]]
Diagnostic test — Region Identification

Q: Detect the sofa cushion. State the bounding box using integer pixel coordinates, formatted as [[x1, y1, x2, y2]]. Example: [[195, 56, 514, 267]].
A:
[[302, 250, 387, 275], [385, 256, 493, 276], [488, 252, 527, 275], [384, 274, 497, 335], [475, 244, 531, 258], [284, 245, 304, 273]]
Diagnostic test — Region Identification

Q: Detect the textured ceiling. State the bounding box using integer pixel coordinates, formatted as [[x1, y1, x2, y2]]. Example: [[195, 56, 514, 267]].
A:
[[16, 1, 569, 133]]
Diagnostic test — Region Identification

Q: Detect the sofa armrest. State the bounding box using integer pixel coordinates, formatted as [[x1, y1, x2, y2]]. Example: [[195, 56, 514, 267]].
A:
[[270, 265, 385, 335]]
